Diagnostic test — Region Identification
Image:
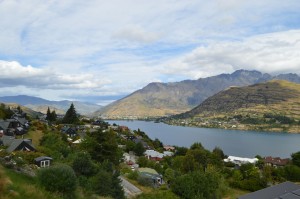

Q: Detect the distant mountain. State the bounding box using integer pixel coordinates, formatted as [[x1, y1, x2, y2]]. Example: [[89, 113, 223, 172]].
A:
[[175, 80, 300, 119], [0, 95, 102, 115], [96, 70, 300, 118]]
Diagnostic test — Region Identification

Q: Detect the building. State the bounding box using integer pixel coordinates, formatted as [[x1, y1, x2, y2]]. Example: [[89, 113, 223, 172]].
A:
[[263, 156, 290, 167], [238, 181, 300, 199], [0, 135, 36, 153], [34, 156, 53, 168], [224, 156, 258, 166], [144, 150, 174, 161], [163, 145, 175, 151], [138, 168, 163, 187]]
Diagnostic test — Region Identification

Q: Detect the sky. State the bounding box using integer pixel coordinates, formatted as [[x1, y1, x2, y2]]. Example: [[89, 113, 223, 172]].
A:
[[0, 0, 300, 105]]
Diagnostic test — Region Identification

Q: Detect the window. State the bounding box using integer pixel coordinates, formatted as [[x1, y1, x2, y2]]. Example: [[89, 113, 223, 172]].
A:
[[40, 160, 50, 167]]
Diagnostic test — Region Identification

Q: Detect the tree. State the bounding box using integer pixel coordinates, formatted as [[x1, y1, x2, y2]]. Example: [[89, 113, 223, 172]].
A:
[[81, 129, 122, 165], [62, 103, 79, 124], [89, 169, 113, 196], [72, 152, 96, 177], [171, 170, 223, 199], [46, 107, 51, 121], [292, 151, 300, 167], [46, 107, 57, 122], [37, 164, 77, 198], [134, 142, 146, 156], [17, 105, 22, 113]]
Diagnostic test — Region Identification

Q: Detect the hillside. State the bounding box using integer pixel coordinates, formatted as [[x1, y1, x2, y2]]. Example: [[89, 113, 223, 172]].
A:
[[3, 103, 43, 118], [0, 95, 102, 115], [167, 80, 300, 133], [97, 70, 300, 118]]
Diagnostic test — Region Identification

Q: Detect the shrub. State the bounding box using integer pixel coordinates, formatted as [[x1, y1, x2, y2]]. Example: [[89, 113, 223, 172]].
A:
[[37, 164, 77, 198], [128, 171, 139, 180]]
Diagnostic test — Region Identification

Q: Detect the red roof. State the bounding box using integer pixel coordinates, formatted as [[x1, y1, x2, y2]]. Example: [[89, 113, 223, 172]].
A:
[[263, 156, 289, 166]]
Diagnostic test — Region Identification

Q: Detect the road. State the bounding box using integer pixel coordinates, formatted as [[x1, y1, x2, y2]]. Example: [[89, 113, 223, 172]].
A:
[[120, 176, 142, 198]]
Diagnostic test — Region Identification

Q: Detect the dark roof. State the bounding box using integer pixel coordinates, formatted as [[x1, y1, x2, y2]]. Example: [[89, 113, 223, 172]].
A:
[[239, 182, 300, 199], [34, 156, 53, 162], [6, 139, 35, 153]]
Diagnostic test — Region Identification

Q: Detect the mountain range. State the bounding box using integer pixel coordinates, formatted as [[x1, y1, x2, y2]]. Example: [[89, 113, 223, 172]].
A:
[[0, 95, 102, 115], [96, 70, 300, 118]]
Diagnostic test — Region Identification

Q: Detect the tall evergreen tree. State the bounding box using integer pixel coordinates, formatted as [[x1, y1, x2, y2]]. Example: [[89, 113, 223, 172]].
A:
[[62, 103, 79, 124], [50, 110, 57, 121], [46, 107, 51, 121]]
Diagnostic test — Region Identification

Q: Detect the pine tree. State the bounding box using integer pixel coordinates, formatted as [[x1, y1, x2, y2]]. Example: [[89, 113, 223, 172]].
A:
[[46, 107, 51, 121], [50, 110, 57, 121], [62, 103, 79, 124]]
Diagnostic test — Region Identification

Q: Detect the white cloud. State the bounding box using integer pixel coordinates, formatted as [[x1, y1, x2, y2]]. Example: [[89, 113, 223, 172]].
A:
[[161, 30, 300, 78], [113, 26, 160, 44], [0, 0, 300, 104], [0, 60, 110, 89]]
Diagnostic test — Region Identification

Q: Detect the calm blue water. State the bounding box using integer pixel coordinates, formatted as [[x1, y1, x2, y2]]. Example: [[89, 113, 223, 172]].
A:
[[107, 120, 300, 158]]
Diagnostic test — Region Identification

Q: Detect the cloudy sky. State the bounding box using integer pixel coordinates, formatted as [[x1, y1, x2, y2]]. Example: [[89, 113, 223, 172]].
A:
[[0, 0, 300, 105]]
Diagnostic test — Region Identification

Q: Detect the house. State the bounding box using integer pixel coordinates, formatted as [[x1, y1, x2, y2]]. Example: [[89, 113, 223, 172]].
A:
[[163, 145, 175, 151], [123, 152, 137, 165], [138, 168, 163, 187], [61, 126, 77, 137], [224, 156, 258, 166], [34, 156, 53, 168], [0, 135, 36, 153], [238, 181, 300, 199], [134, 138, 150, 149], [0, 118, 28, 136], [263, 156, 290, 167], [119, 126, 129, 132], [13, 117, 30, 129]]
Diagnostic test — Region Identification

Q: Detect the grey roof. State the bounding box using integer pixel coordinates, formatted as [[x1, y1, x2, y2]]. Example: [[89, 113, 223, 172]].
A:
[[1, 135, 15, 146], [34, 156, 53, 162], [15, 117, 28, 126], [0, 120, 10, 130], [239, 182, 300, 199], [6, 139, 35, 153]]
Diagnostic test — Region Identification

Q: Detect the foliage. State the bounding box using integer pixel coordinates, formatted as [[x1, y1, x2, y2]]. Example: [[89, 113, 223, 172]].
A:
[[46, 107, 57, 122], [72, 152, 97, 177], [37, 164, 77, 198], [171, 170, 224, 199], [174, 146, 188, 156], [62, 103, 79, 124], [0, 103, 13, 119], [164, 168, 175, 183], [39, 132, 71, 160], [291, 151, 300, 167], [128, 171, 139, 180], [80, 129, 122, 165], [134, 142, 146, 156], [136, 190, 180, 199], [88, 169, 125, 199], [229, 163, 267, 192]]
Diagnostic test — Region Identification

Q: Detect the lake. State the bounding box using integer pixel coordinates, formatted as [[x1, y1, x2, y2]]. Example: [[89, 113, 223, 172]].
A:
[[106, 120, 300, 158]]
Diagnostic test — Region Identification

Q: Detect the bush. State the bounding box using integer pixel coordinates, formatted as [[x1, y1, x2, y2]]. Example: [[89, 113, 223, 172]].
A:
[[37, 164, 77, 198], [128, 170, 139, 180]]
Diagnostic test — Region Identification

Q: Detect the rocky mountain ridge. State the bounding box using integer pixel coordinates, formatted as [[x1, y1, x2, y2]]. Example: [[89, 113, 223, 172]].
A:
[[97, 70, 300, 118]]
